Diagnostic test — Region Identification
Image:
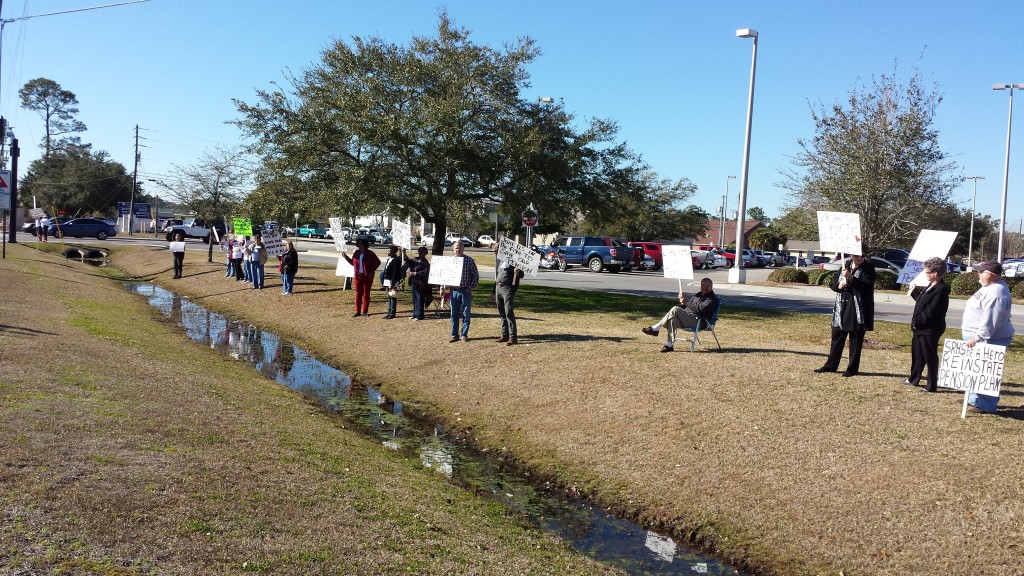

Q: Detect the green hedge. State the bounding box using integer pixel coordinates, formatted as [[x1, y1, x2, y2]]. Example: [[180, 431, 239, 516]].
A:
[[807, 269, 837, 286], [1013, 280, 1024, 299], [874, 271, 898, 291], [951, 272, 981, 296], [768, 268, 809, 284]]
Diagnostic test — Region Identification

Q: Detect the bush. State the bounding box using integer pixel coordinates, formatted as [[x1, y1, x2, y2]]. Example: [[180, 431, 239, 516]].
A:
[[807, 269, 837, 286], [874, 271, 898, 291], [1011, 279, 1024, 300], [951, 272, 981, 296], [768, 268, 809, 284], [942, 272, 959, 289]]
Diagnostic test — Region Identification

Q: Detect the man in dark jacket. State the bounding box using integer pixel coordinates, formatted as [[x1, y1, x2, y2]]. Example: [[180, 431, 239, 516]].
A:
[[404, 246, 431, 321], [640, 278, 717, 352], [906, 257, 951, 392], [815, 253, 875, 377], [381, 245, 404, 319], [494, 259, 525, 345]]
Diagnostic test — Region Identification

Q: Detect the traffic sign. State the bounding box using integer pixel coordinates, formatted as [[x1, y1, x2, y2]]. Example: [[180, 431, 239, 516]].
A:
[[0, 170, 9, 211], [522, 208, 538, 227]]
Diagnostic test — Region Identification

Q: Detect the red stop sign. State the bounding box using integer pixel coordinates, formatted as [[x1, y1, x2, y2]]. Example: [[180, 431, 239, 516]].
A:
[[522, 209, 538, 227]]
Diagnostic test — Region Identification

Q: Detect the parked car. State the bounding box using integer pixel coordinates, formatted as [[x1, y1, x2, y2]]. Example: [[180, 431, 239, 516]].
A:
[[165, 218, 226, 243], [1001, 259, 1024, 278], [626, 241, 663, 270], [811, 255, 832, 264], [23, 216, 72, 236], [297, 222, 327, 238], [548, 235, 633, 273], [758, 250, 787, 267], [871, 248, 910, 269], [820, 255, 903, 276], [787, 255, 810, 266], [476, 234, 497, 248], [419, 233, 453, 247], [48, 217, 117, 241]]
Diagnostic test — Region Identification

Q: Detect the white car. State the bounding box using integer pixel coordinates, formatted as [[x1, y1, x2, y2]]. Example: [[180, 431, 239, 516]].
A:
[[476, 234, 496, 248]]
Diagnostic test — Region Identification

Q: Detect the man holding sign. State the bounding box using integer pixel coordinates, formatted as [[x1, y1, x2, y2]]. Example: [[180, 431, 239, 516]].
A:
[[640, 278, 717, 353], [961, 260, 1015, 413], [448, 240, 479, 342]]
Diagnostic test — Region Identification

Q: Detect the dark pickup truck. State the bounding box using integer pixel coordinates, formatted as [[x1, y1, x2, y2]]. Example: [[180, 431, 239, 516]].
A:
[[548, 235, 633, 273]]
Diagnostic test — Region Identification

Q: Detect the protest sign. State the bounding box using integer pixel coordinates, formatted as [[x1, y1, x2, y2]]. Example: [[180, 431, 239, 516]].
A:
[[335, 255, 354, 277], [168, 242, 185, 253], [263, 230, 286, 258], [391, 220, 412, 250], [898, 230, 958, 285], [329, 217, 348, 252], [661, 245, 694, 280], [816, 211, 862, 255], [938, 339, 1004, 397], [427, 255, 464, 286], [29, 207, 46, 219], [497, 236, 540, 277], [233, 218, 253, 236]]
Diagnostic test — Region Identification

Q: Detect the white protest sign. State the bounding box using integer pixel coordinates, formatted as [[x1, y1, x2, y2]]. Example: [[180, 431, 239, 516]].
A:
[[661, 245, 694, 280], [391, 220, 412, 250], [938, 339, 1004, 397], [335, 255, 354, 277], [329, 217, 347, 252], [427, 255, 464, 286], [168, 242, 185, 252], [816, 211, 862, 255], [898, 229, 958, 285], [29, 207, 46, 219], [263, 230, 286, 258], [497, 236, 540, 277]]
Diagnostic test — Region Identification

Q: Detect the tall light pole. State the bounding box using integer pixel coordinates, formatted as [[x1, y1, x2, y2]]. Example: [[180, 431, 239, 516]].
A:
[[993, 83, 1024, 262], [730, 28, 758, 284], [719, 175, 736, 247], [965, 176, 984, 268]]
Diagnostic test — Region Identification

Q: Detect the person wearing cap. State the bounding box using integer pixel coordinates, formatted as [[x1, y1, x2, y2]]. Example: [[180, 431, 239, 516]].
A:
[[404, 246, 431, 321], [448, 240, 479, 342], [962, 260, 1015, 413], [380, 245, 403, 319], [905, 257, 951, 392], [494, 252, 525, 346], [342, 238, 381, 317], [814, 252, 875, 377]]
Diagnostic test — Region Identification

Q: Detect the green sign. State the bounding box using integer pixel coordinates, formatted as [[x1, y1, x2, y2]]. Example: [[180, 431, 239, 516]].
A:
[[233, 218, 253, 236]]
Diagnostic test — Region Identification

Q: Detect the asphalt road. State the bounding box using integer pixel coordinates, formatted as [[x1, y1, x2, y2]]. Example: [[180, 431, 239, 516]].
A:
[[12, 232, 1024, 332]]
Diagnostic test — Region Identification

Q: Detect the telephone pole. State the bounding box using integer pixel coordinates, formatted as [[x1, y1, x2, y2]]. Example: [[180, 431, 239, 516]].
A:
[[128, 125, 139, 235]]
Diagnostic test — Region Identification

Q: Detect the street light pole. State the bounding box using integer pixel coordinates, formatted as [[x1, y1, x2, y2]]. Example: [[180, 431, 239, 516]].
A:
[[719, 175, 736, 247], [993, 83, 1024, 262], [965, 176, 984, 268], [730, 28, 758, 284]]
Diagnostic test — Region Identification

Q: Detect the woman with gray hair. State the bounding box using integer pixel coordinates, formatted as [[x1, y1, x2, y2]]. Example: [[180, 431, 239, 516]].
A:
[[905, 257, 950, 392]]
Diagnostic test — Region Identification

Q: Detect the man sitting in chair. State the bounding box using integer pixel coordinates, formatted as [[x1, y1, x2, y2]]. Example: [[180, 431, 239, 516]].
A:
[[640, 278, 717, 353]]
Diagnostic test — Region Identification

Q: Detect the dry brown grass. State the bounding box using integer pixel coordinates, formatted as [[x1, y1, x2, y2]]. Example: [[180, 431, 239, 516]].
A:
[[0, 243, 620, 576], [42, 244, 1024, 575]]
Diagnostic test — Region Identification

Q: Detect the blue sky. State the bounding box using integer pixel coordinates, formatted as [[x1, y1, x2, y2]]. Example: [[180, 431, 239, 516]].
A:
[[2, 0, 1022, 231]]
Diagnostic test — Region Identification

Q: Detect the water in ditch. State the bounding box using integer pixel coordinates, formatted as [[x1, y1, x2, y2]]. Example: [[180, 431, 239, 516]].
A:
[[127, 282, 745, 576]]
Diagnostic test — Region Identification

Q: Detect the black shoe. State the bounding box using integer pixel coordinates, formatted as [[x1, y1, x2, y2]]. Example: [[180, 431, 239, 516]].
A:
[[353, 312, 362, 317], [813, 367, 836, 373], [841, 371, 857, 377], [921, 387, 937, 393], [659, 345, 674, 353], [449, 337, 459, 343], [641, 327, 659, 337]]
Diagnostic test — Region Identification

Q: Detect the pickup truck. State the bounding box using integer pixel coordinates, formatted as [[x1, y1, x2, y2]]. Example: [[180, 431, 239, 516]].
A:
[[549, 235, 633, 273], [164, 218, 226, 243], [297, 222, 327, 238]]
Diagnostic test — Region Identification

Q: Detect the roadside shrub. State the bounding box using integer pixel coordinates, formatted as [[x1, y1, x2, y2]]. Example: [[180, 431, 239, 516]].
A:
[[951, 272, 981, 296], [942, 272, 960, 289], [1013, 280, 1024, 300], [768, 267, 809, 284], [807, 269, 837, 286], [874, 271, 898, 291]]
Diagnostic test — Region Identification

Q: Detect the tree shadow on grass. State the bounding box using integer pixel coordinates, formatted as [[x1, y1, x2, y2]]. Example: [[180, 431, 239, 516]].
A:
[[516, 333, 633, 344], [0, 324, 59, 336]]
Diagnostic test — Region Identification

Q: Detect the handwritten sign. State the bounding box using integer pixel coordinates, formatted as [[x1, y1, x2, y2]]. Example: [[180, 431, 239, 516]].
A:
[[816, 211, 862, 255], [335, 256, 354, 277], [168, 242, 185, 253], [329, 217, 348, 252], [899, 230, 958, 285], [427, 255, 464, 286], [29, 207, 46, 218], [938, 339, 1004, 397], [661, 245, 694, 280], [263, 230, 286, 258], [392, 220, 412, 250], [233, 218, 253, 237], [497, 236, 540, 277]]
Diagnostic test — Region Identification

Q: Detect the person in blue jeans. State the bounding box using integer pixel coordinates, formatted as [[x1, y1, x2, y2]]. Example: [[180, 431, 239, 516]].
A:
[[280, 241, 298, 295], [404, 246, 431, 320], [447, 240, 479, 342], [961, 260, 1015, 414], [250, 236, 267, 289]]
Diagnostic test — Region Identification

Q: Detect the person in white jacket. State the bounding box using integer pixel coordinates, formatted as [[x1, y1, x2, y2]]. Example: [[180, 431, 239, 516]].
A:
[[962, 260, 1015, 413]]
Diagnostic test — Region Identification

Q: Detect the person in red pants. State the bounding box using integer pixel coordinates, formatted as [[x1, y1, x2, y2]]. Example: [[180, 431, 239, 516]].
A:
[[342, 238, 380, 316]]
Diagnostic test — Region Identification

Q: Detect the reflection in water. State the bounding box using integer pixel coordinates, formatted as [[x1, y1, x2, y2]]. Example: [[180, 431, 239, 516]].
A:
[[128, 282, 744, 576]]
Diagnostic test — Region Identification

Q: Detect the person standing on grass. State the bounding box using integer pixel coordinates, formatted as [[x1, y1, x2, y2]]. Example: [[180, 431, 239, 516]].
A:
[[905, 257, 950, 392], [380, 245, 403, 319], [35, 216, 48, 242], [448, 240, 479, 342], [222, 234, 234, 277], [404, 246, 431, 321], [170, 231, 185, 279], [242, 236, 254, 283], [342, 238, 380, 317], [814, 252, 875, 377], [251, 235, 268, 289], [231, 236, 246, 281], [639, 278, 717, 352], [961, 260, 1015, 414], [494, 258, 525, 345], [281, 241, 299, 295]]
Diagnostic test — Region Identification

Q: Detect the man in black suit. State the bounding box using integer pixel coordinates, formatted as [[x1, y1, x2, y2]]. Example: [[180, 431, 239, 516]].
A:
[[906, 257, 951, 392]]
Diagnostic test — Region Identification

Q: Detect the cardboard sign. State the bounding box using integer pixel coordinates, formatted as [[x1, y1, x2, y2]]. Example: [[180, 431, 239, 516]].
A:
[[816, 211, 862, 255], [329, 217, 347, 252], [392, 220, 412, 250], [899, 230, 958, 285], [233, 218, 253, 237], [427, 255, 464, 286], [496, 236, 540, 277], [335, 256, 354, 277], [263, 230, 286, 258], [29, 207, 46, 219], [168, 242, 185, 253], [938, 339, 1004, 397], [661, 245, 695, 280]]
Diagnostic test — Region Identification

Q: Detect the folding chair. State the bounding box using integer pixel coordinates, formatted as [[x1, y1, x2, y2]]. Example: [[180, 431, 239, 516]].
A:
[[687, 296, 723, 352], [430, 286, 451, 318]]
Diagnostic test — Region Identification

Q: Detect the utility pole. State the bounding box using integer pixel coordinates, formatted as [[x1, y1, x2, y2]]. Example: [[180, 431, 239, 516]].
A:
[[128, 125, 139, 235], [7, 135, 18, 244]]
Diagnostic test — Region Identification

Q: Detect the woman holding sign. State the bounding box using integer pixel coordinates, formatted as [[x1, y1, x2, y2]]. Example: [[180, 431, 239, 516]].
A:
[[342, 239, 380, 317], [962, 260, 1015, 413], [906, 257, 950, 392], [170, 231, 185, 279], [814, 252, 875, 377]]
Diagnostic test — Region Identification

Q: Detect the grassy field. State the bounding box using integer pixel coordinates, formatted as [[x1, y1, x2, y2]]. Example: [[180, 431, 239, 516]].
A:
[[0, 243, 621, 576], [7, 241, 1024, 575]]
